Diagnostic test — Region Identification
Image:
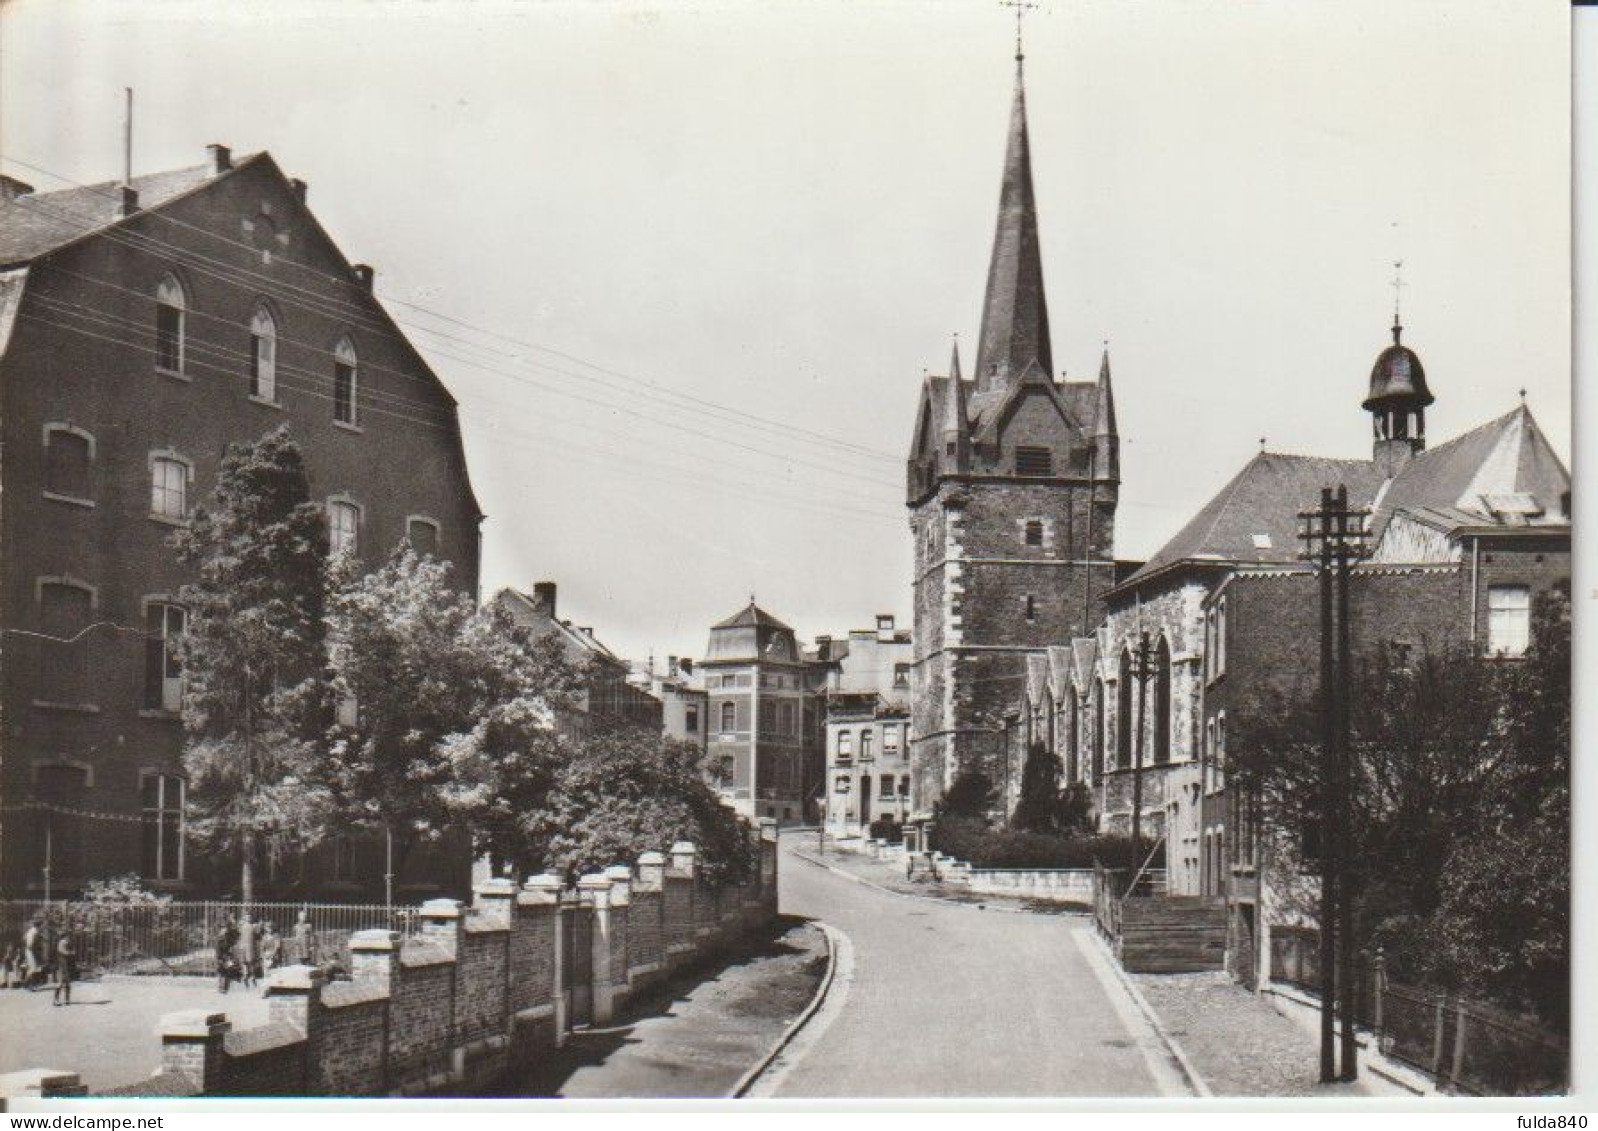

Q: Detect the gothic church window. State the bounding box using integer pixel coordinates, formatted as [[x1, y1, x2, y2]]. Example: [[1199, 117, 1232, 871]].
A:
[[1153, 638, 1172, 764], [249, 306, 278, 401], [1116, 651, 1133, 769], [333, 337, 359, 426]]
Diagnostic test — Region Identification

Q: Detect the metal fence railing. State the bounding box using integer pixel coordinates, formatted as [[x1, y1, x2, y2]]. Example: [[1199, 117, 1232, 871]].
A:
[[1267, 927, 1566, 1096], [1, 899, 421, 978]]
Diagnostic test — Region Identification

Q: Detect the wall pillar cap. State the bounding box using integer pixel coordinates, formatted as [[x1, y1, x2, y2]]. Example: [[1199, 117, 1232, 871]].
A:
[[475, 877, 518, 898], [419, 897, 464, 920], [349, 928, 401, 952], [603, 864, 633, 882], [576, 872, 612, 890], [158, 1010, 231, 1039], [264, 964, 327, 994], [636, 850, 667, 866], [669, 841, 698, 855]]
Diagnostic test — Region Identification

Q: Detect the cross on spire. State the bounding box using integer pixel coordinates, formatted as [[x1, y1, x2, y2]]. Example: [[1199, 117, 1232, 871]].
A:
[[1000, 0, 1039, 62], [1390, 259, 1406, 341]]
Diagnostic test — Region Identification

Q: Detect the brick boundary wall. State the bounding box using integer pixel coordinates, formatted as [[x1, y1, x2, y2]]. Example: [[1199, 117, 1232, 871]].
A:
[[55, 822, 781, 1099]]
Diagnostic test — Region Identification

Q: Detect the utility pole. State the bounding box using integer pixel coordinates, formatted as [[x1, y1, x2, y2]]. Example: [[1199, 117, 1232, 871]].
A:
[[1128, 630, 1156, 850], [1298, 485, 1371, 1084]]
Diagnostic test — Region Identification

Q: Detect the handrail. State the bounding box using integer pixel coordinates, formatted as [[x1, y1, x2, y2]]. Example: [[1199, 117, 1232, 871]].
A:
[[1122, 834, 1167, 901]]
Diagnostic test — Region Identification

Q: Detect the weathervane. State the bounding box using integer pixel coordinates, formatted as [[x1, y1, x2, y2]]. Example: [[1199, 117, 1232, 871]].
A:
[[1000, 0, 1039, 61]]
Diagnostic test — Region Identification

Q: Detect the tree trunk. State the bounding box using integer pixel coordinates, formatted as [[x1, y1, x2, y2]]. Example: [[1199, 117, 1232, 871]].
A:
[[240, 826, 256, 965]]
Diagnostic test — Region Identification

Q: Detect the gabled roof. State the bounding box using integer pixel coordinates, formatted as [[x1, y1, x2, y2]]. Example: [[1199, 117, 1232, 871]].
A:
[[1375, 405, 1569, 535], [712, 601, 793, 632], [1069, 637, 1099, 691], [492, 587, 626, 669], [0, 161, 232, 268], [1122, 451, 1386, 589]]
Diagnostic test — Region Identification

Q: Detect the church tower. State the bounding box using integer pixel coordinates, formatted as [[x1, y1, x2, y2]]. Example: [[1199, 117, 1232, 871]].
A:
[[905, 45, 1118, 819]]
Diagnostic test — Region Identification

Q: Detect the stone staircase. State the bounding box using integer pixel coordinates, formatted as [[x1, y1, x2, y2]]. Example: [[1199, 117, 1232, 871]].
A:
[[1116, 894, 1228, 974]]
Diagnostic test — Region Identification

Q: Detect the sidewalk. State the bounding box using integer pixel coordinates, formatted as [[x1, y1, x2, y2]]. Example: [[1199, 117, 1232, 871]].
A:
[[507, 916, 827, 1098], [1131, 971, 1404, 1097]]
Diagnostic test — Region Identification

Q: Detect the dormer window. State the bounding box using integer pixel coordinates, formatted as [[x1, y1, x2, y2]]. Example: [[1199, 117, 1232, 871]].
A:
[[155, 275, 186, 375], [1015, 447, 1052, 476]]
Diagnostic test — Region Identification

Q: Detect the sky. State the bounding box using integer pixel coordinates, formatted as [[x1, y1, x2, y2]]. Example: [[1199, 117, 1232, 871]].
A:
[[0, 0, 1572, 663]]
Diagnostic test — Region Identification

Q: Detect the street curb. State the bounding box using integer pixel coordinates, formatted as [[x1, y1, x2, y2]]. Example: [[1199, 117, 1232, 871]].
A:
[[1262, 985, 1433, 1096], [728, 920, 840, 1099], [1084, 929, 1214, 1098]]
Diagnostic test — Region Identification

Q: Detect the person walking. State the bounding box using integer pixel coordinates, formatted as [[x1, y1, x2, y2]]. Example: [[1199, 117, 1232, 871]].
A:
[[22, 918, 47, 991], [288, 910, 315, 967], [237, 922, 259, 989], [51, 933, 77, 1006], [215, 916, 240, 994]]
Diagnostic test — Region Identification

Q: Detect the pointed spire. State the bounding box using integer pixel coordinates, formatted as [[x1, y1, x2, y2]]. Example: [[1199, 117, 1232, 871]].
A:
[[1092, 343, 1119, 485], [974, 55, 1053, 395], [941, 335, 971, 470], [1093, 344, 1117, 438]]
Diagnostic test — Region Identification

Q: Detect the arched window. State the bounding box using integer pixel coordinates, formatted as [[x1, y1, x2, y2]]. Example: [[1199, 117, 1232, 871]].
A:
[[406, 515, 441, 557], [327, 498, 360, 556], [155, 275, 186, 374], [1116, 650, 1133, 769], [143, 601, 186, 712], [1154, 637, 1172, 764], [249, 306, 277, 401], [1064, 696, 1078, 783], [720, 700, 736, 733], [333, 337, 358, 426], [1093, 679, 1105, 784], [149, 453, 191, 521]]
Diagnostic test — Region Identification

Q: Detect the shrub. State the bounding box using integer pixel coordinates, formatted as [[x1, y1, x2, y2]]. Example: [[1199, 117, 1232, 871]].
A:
[[931, 816, 1158, 871], [868, 814, 902, 843]]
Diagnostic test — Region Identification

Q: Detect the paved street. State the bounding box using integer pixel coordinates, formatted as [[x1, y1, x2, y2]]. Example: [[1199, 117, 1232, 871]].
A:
[[766, 839, 1186, 1097]]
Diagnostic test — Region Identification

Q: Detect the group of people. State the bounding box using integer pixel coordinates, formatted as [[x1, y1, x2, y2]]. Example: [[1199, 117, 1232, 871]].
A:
[[214, 911, 315, 994], [4, 917, 78, 1005]]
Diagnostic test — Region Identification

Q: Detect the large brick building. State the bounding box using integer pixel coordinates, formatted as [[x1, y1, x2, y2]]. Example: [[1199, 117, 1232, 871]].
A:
[[905, 51, 1119, 821], [698, 601, 824, 825], [0, 148, 482, 899], [1012, 306, 1569, 981]]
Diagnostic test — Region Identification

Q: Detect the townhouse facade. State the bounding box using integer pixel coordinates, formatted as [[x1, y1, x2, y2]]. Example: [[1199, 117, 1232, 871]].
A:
[[0, 148, 482, 899], [816, 616, 913, 836]]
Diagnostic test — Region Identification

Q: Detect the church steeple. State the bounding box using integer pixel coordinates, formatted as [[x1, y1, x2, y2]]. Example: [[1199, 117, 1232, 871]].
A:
[[974, 53, 1053, 395]]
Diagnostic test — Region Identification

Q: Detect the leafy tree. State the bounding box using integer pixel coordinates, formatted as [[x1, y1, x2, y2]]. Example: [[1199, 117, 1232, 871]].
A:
[[936, 768, 996, 822], [174, 426, 332, 909], [1011, 742, 1063, 832], [322, 547, 581, 888], [1228, 583, 1571, 1027], [497, 725, 756, 886]]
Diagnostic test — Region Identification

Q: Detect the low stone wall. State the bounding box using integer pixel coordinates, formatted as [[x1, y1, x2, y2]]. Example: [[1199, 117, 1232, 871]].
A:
[[956, 868, 1095, 905], [58, 826, 781, 1100]]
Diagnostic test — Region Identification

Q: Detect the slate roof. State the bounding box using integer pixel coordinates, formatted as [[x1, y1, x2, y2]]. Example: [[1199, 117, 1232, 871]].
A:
[[1124, 404, 1569, 592], [712, 601, 793, 632], [0, 160, 243, 267], [1123, 452, 1386, 586], [493, 587, 626, 669], [1372, 406, 1569, 534]]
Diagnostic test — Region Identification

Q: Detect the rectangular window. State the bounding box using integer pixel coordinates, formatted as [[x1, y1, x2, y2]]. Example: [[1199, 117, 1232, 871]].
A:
[[38, 582, 93, 704], [837, 731, 852, 758], [1487, 585, 1531, 656], [151, 458, 187, 519], [1215, 597, 1227, 677], [880, 773, 895, 798], [140, 773, 185, 881], [899, 775, 911, 797], [143, 603, 185, 711], [1015, 447, 1053, 476], [720, 700, 737, 733], [45, 430, 92, 500], [685, 705, 699, 732], [859, 730, 874, 761], [334, 362, 356, 425], [407, 518, 440, 557], [1024, 519, 1044, 546], [883, 724, 900, 752]]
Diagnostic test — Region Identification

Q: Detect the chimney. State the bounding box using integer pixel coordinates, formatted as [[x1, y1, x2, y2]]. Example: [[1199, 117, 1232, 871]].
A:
[[667, 655, 679, 677], [679, 657, 693, 675], [352, 264, 375, 291], [876, 614, 895, 642], [532, 581, 557, 620], [0, 175, 35, 200], [206, 144, 232, 176], [117, 185, 139, 218], [289, 178, 308, 203]]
